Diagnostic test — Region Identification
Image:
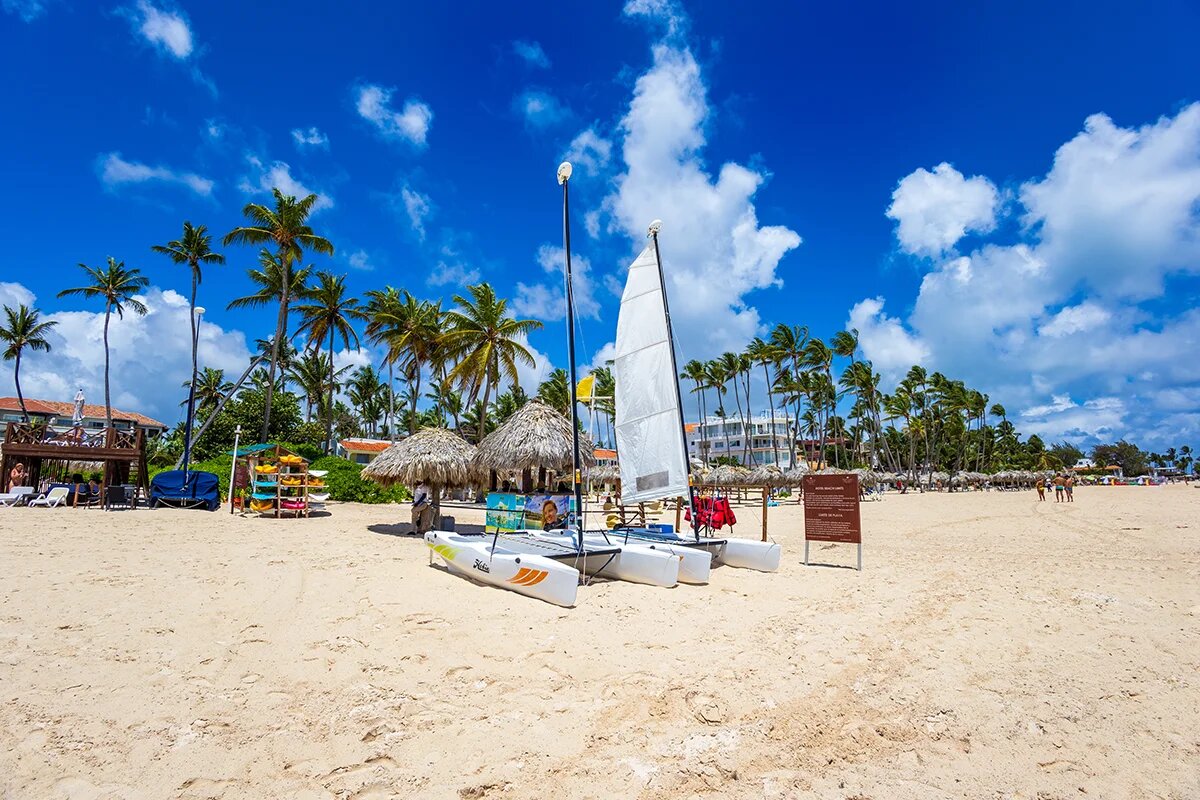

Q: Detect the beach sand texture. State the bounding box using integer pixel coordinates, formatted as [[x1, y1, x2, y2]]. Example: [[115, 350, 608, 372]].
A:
[[1, 486, 1197, 799]]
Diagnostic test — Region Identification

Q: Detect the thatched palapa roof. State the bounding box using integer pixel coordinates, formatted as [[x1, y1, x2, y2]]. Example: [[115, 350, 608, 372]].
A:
[[361, 427, 480, 488], [474, 399, 595, 473]]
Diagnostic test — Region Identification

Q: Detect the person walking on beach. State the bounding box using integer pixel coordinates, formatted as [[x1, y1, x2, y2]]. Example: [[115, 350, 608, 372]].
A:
[[411, 479, 433, 535], [1053, 475, 1065, 502], [1064, 475, 1075, 503], [1035, 477, 1046, 501]]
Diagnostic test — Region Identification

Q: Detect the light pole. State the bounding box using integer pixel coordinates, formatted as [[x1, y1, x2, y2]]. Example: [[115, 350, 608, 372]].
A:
[[181, 305, 205, 481]]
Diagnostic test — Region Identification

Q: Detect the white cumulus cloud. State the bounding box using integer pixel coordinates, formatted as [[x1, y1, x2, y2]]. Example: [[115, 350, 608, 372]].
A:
[[98, 152, 214, 196], [856, 102, 1200, 450], [562, 127, 613, 177], [512, 40, 550, 69], [291, 126, 329, 149], [511, 245, 601, 323], [355, 84, 433, 147], [399, 186, 431, 240], [604, 35, 801, 359], [886, 163, 999, 257], [514, 89, 570, 129], [239, 156, 333, 213], [0, 284, 253, 427]]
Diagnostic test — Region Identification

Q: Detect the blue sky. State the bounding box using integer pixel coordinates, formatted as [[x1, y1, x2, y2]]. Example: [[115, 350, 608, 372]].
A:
[[2, 0, 1198, 450]]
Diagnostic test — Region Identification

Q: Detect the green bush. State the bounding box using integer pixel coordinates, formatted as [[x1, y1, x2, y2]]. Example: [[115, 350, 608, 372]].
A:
[[310, 455, 411, 504], [146, 452, 408, 505]]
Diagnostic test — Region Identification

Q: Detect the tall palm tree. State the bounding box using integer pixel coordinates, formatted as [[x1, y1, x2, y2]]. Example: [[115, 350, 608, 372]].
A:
[[181, 367, 233, 412], [744, 338, 782, 466], [0, 304, 58, 423], [288, 348, 333, 422], [151, 222, 225, 424], [294, 271, 362, 452], [681, 359, 709, 459], [374, 291, 442, 435], [224, 189, 333, 441], [226, 249, 312, 435], [770, 323, 808, 465], [58, 258, 149, 427], [442, 283, 543, 442], [362, 287, 404, 439]]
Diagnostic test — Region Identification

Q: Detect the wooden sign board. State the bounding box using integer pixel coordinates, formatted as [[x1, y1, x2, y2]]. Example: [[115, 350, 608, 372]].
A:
[[802, 474, 862, 570]]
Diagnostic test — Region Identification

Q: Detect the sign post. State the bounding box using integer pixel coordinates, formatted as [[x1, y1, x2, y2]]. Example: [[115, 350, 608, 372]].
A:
[[802, 474, 862, 570]]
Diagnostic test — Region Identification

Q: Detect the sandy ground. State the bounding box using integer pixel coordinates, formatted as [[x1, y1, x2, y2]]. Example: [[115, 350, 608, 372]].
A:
[[1, 485, 1197, 799]]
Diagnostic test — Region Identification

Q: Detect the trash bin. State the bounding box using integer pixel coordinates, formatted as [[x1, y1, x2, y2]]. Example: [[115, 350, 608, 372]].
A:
[[441, 516, 455, 532]]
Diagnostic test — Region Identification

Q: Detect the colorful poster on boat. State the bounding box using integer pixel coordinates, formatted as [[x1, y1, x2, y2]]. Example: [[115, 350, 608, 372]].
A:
[[524, 494, 573, 530], [485, 492, 525, 533]]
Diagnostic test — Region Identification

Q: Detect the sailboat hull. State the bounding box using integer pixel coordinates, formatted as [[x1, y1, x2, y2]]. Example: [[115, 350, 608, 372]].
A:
[[424, 531, 579, 607], [584, 531, 712, 584], [526, 531, 680, 587], [715, 538, 782, 572]]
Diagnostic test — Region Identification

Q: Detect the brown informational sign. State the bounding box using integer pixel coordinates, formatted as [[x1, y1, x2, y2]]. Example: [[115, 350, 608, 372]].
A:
[[803, 474, 863, 570]]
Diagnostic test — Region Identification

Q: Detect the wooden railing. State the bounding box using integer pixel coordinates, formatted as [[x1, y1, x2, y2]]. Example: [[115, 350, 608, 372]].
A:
[[3, 422, 144, 451]]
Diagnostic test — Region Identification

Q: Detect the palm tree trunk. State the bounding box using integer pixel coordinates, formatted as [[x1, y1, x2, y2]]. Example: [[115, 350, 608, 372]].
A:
[[261, 284, 288, 442], [762, 363, 781, 467], [14, 350, 27, 423], [478, 374, 493, 444], [103, 303, 113, 428], [326, 327, 335, 453], [410, 357, 422, 435], [387, 362, 396, 442]]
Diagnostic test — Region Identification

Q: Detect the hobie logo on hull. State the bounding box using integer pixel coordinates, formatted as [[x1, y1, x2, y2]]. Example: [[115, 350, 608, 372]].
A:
[[473, 558, 491, 574], [509, 567, 549, 587]]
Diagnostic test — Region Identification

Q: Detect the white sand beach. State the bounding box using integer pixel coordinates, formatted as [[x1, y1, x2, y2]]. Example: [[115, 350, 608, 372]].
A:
[[1, 486, 1197, 799]]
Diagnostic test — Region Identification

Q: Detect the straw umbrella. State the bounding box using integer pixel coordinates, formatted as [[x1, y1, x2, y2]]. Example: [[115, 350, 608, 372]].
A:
[[474, 399, 595, 488], [362, 427, 479, 525]]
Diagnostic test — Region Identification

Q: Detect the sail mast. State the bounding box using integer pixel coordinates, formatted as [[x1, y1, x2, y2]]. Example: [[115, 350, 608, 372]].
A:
[[648, 222, 701, 540], [558, 162, 586, 542]]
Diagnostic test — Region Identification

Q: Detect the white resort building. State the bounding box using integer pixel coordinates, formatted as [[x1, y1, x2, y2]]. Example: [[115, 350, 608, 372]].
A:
[[686, 412, 798, 468]]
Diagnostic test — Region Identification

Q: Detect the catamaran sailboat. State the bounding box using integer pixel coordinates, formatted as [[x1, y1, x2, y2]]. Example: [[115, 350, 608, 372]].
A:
[[425, 162, 681, 604], [577, 221, 782, 574]]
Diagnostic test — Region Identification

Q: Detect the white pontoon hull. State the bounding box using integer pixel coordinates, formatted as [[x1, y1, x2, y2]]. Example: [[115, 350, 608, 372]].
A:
[[582, 532, 711, 584], [424, 530, 579, 607], [525, 531, 680, 588], [714, 538, 782, 572]]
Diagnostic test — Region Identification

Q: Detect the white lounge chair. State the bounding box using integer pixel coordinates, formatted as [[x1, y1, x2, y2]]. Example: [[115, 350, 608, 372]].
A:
[[0, 486, 36, 507], [28, 487, 69, 508]]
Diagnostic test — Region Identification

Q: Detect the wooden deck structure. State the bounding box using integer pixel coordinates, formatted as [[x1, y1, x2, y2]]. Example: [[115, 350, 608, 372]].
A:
[[1, 422, 150, 497]]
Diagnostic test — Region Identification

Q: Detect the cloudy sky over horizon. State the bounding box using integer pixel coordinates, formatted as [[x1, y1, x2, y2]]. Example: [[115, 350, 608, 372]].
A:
[[2, 0, 1197, 450]]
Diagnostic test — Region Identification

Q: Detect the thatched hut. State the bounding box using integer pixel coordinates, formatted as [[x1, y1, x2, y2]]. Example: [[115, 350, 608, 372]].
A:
[[362, 427, 480, 525], [474, 399, 595, 490], [746, 464, 786, 488]]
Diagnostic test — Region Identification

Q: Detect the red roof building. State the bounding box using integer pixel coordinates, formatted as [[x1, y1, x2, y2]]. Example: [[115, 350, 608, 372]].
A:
[[337, 437, 395, 464], [0, 396, 168, 434]]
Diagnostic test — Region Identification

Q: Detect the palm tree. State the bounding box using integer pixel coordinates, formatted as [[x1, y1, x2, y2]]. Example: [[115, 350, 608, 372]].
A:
[[537, 368, 571, 415], [373, 291, 442, 434], [151, 222, 225, 425], [0, 304, 58, 422], [58, 258, 149, 427], [681, 359, 709, 458], [294, 271, 362, 452], [224, 189, 334, 441], [770, 323, 808, 465], [442, 283, 543, 442], [744, 339, 782, 466], [362, 287, 403, 439], [182, 367, 233, 412]]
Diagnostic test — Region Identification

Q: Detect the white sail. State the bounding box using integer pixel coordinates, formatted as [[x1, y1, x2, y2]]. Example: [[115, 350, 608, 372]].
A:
[[614, 245, 689, 505]]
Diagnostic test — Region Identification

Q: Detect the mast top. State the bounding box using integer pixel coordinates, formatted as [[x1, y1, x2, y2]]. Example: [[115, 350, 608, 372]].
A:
[[557, 161, 573, 185], [648, 219, 663, 236]]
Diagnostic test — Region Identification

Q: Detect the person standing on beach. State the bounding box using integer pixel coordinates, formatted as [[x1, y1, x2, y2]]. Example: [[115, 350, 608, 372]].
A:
[[1053, 475, 1065, 502], [1035, 477, 1046, 501], [1065, 475, 1075, 503], [411, 480, 432, 535], [7, 462, 25, 491]]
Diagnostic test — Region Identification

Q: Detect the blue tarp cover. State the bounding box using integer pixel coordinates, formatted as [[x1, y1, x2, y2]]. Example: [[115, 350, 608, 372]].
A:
[[150, 470, 220, 511]]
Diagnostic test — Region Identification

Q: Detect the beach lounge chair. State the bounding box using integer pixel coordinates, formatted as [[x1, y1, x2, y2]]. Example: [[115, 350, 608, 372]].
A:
[[0, 486, 36, 507], [28, 487, 69, 508]]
